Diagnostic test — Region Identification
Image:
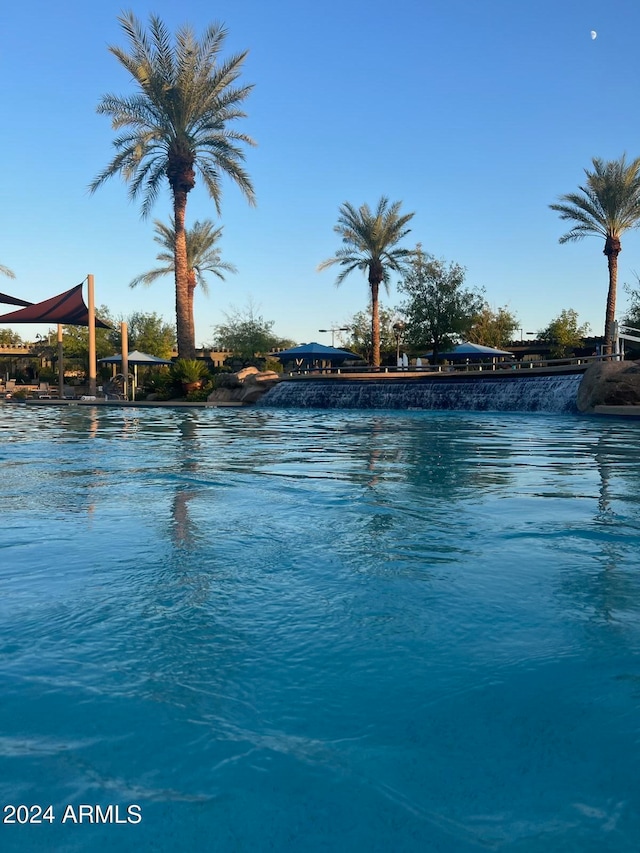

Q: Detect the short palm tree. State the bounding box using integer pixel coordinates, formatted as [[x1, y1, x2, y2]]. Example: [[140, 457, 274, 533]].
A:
[[318, 197, 415, 366], [90, 11, 255, 358], [130, 218, 237, 347], [550, 155, 640, 353]]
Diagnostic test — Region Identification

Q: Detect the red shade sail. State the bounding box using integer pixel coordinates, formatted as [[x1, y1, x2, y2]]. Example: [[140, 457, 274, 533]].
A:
[[0, 292, 32, 307], [0, 284, 110, 328]]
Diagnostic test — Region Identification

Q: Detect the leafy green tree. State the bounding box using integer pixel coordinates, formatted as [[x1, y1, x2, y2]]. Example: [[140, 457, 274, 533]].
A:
[[0, 328, 23, 345], [61, 305, 117, 369], [622, 278, 640, 330], [212, 301, 295, 360], [550, 155, 640, 353], [125, 311, 176, 358], [318, 197, 414, 367], [62, 309, 175, 375], [538, 309, 590, 358], [130, 219, 236, 348], [90, 11, 255, 359], [397, 246, 484, 361], [467, 304, 519, 348], [619, 280, 640, 357], [341, 305, 398, 363]]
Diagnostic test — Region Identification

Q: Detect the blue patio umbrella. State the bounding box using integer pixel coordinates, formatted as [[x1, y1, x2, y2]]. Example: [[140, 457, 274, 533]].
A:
[[423, 342, 514, 360], [98, 350, 172, 366], [98, 350, 173, 398], [271, 342, 361, 363]]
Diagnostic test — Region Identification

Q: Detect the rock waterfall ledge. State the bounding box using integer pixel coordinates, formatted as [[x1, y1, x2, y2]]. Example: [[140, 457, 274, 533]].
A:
[[258, 371, 585, 413]]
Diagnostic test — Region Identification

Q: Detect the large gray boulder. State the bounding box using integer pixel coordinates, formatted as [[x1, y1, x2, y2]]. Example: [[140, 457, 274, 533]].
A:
[[237, 369, 282, 403], [207, 367, 281, 405], [577, 360, 640, 412]]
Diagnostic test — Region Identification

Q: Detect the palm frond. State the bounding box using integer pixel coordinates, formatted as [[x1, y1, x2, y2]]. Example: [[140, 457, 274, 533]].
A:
[[129, 266, 173, 288], [91, 11, 255, 216], [320, 197, 415, 281], [130, 217, 236, 292], [0, 264, 16, 279], [550, 154, 640, 243]]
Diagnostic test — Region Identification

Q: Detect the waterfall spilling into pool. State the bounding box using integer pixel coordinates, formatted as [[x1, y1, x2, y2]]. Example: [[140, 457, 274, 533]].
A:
[[259, 371, 583, 412]]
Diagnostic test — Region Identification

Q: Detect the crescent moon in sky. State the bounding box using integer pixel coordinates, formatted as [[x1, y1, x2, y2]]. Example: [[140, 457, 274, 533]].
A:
[[590, 30, 597, 40]]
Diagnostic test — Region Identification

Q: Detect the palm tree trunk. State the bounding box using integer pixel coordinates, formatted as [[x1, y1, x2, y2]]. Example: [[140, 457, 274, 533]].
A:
[[604, 237, 620, 355], [173, 190, 195, 358], [187, 270, 197, 352], [370, 282, 381, 367], [369, 262, 383, 367]]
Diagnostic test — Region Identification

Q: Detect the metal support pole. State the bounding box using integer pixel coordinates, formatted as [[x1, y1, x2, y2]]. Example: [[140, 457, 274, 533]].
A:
[[57, 324, 64, 398], [87, 274, 96, 396], [121, 321, 129, 400]]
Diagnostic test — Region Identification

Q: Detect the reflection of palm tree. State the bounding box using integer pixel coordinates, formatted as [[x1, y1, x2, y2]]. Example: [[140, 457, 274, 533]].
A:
[[400, 417, 515, 504], [591, 436, 627, 620], [364, 418, 388, 489], [172, 489, 196, 547], [90, 11, 255, 358], [557, 434, 635, 624], [171, 414, 202, 548], [130, 219, 237, 350], [550, 155, 640, 353], [318, 197, 414, 367]]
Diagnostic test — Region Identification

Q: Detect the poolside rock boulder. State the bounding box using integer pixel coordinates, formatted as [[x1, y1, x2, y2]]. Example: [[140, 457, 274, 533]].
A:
[[207, 367, 282, 405], [577, 359, 640, 412]]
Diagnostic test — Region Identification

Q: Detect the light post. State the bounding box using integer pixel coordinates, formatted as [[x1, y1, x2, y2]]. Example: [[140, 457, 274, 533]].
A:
[[517, 330, 536, 344], [319, 327, 350, 347], [392, 321, 406, 366]]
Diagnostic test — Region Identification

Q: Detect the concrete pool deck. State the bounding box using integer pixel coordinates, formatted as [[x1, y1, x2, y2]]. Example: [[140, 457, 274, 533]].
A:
[[5, 398, 246, 408]]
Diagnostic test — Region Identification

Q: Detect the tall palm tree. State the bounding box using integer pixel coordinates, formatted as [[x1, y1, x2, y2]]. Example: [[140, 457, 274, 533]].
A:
[[0, 264, 15, 278], [130, 218, 237, 347], [318, 197, 415, 366], [90, 11, 255, 358], [550, 155, 640, 354]]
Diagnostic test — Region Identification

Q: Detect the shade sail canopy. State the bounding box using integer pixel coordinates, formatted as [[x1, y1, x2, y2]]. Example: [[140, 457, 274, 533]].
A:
[[98, 350, 172, 366], [424, 342, 514, 359], [0, 292, 32, 307], [271, 342, 360, 362], [0, 284, 111, 328]]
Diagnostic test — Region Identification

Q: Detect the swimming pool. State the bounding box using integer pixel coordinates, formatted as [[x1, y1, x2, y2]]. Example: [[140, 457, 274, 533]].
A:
[[1, 405, 639, 851]]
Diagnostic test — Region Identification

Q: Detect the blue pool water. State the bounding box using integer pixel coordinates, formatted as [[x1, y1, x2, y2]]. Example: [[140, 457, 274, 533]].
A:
[[1, 404, 640, 852]]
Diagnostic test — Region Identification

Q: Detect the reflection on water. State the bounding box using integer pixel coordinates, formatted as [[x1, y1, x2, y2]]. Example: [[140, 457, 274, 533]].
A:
[[1, 405, 640, 851], [170, 414, 203, 549]]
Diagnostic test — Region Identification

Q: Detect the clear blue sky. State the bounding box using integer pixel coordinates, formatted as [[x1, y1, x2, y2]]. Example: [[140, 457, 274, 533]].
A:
[[2, 0, 640, 346]]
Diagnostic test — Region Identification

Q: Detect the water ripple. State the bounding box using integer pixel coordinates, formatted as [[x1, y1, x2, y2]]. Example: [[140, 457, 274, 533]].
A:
[[2, 406, 640, 850]]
